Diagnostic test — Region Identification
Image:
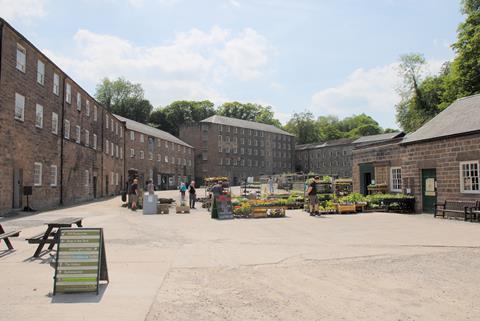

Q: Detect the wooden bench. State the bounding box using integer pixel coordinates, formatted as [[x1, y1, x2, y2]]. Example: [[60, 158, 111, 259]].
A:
[[434, 200, 479, 220], [26, 232, 56, 244], [0, 225, 21, 250]]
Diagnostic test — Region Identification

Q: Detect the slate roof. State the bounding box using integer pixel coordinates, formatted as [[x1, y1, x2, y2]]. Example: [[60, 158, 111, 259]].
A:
[[200, 115, 294, 136], [402, 94, 480, 144], [295, 138, 355, 151], [114, 115, 192, 148], [352, 132, 405, 144]]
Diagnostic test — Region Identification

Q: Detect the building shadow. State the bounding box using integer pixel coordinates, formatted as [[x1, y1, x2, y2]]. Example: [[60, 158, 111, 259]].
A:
[[50, 283, 108, 304]]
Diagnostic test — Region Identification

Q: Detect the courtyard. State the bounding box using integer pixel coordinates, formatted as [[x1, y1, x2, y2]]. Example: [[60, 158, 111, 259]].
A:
[[0, 188, 479, 321]]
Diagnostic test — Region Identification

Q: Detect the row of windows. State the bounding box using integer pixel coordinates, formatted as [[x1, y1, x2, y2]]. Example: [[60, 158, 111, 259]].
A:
[[217, 124, 293, 143], [129, 130, 192, 154], [16, 43, 105, 126], [217, 158, 291, 169], [105, 115, 123, 137], [300, 150, 350, 161], [217, 135, 292, 150], [128, 148, 193, 166], [105, 140, 123, 159]]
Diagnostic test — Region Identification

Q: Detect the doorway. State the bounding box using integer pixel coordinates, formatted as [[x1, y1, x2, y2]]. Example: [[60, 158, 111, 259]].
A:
[[13, 168, 23, 209], [359, 163, 374, 195], [421, 168, 437, 213], [105, 175, 109, 196]]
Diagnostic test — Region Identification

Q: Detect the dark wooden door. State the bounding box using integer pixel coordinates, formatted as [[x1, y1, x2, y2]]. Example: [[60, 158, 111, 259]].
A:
[[93, 176, 97, 198], [13, 168, 23, 208], [422, 168, 437, 213]]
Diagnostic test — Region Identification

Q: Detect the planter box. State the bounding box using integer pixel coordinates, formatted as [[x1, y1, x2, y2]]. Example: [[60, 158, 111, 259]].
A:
[[176, 206, 190, 214], [336, 204, 356, 214], [355, 202, 367, 213], [157, 204, 170, 214]]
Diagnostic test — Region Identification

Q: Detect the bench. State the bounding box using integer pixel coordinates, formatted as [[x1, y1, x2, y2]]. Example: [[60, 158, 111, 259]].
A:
[[434, 200, 479, 220], [0, 230, 21, 250], [26, 232, 56, 244]]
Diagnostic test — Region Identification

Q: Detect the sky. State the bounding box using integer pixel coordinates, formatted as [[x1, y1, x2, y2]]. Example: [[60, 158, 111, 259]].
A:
[[0, 0, 464, 129]]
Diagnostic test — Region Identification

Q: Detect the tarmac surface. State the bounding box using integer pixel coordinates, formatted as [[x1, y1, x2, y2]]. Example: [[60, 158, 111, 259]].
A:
[[1, 188, 480, 321]]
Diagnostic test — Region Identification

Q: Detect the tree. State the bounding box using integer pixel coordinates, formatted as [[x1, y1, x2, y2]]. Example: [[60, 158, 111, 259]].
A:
[[217, 102, 282, 127], [451, 0, 480, 96], [284, 111, 320, 144], [149, 100, 215, 136], [95, 77, 152, 123]]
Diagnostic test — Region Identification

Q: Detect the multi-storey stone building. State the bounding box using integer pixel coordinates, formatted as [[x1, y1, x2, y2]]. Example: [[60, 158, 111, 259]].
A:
[[179, 115, 295, 185], [0, 18, 126, 214], [116, 115, 194, 190], [353, 95, 480, 213], [295, 138, 355, 178]]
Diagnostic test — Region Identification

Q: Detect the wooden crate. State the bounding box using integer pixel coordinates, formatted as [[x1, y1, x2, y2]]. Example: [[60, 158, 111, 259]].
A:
[[176, 206, 190, 214], [336, 204, 356, 214]]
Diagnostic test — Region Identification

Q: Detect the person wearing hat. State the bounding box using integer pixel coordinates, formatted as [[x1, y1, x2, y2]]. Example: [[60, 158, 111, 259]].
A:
[[306, 176, 320, 216]]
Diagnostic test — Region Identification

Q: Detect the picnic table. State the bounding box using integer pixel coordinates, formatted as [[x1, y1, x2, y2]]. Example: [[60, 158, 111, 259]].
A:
[[26, 217, 83, 257], [0, 224, 21, 250]]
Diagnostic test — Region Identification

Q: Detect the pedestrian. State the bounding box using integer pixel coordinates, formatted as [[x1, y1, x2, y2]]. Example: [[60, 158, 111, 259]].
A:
[[306, 176, 320, 216], [268, 176, 274, 194], [130, 178, 139, 211], [147, 179, 155, 195], [180, 182, 187, 202], [188, 181, 196, 209]]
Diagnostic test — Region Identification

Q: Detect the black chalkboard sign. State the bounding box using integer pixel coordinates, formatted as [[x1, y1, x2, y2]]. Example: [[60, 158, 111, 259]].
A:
[[23, 186, 32, 196], [211, 195, 233, 220], [53, 228, 109, 295]]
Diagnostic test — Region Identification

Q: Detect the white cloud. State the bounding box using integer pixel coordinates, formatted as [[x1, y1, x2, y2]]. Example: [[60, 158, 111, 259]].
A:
[[310, 59, 445, 128], [0, 0, 46, 22], [228, 0, 240, 7], [219, 28, 271, 80], [45, 26, 272, 106]]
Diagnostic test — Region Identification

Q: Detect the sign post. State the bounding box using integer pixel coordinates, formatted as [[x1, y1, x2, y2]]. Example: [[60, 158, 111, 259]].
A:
[[53, 228, 108, 295], [211, 195, 233, 220]]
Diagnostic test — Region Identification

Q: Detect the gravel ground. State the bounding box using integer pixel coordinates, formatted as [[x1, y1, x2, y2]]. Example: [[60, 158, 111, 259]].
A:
[[1, 188, 480, 321]]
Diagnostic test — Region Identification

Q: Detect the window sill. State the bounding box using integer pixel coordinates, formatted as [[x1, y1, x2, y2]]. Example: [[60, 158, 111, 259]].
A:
[[14, 117, 24, 122]]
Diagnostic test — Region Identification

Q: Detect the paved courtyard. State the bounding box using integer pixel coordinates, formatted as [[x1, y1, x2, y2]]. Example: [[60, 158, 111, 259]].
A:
[[1, 189, 480, 321]]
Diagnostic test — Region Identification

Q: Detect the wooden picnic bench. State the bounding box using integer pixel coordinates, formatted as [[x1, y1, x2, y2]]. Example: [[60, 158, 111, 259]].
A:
[[0, 224, 21, 250], [26, 217, 83, 257], [434, 200, 479, 220]]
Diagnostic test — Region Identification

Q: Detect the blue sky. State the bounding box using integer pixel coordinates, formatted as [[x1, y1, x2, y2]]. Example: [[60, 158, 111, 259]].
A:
[[1, 0, 463, 128]]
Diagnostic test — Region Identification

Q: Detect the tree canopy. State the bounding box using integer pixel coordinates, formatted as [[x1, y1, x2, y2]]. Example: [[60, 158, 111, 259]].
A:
[[284, 112, 386, 144], [217, 102, 282, 127], [396, 0, 480, 132], [95, 77, 152, 124]]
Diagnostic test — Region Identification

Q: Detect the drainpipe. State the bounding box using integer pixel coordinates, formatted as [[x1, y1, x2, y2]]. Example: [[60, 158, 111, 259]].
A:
[[0, 20, 4, 82], [60, 77, 66, 205]]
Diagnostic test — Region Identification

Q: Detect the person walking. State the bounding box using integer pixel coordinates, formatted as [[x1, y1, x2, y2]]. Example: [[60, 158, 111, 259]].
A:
[[130, 178, 139, 211], [268, 177, 274, 194], [147, 179, 155, 195], [179, 182, 187, 203], [188, 181, 196, 209], [306, 176, 320, 216]]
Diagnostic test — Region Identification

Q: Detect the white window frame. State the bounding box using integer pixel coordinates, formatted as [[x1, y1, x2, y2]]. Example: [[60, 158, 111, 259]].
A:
[[93, 105, 97, 121], [50, 165, 57, 187], [140, 151, 144, 159], [106, 115, 109, 129], [111, 118, 114, 132], [51, 112, 58, 134], [37, 60, 45, 85], [116, 145, 119, 158], [76, 93, 82, 111], [93, 134, 97, 150], [53, 73, 60, 96], [85, 129, 90, 147], [85, 170, 89, 187], [106, 139, 109, 154], [130, 148, 135, 158], [65, 83, 71, 104], [86, 100, 90, 117], [390, 167, 402, 192], [64, 119, 70, 139], [75, 125, 81, 143], [35, 104, 43, 128], [130, 131, 135, 141], [111, 142, 114, 157], [460, 161, 480, 194], [140, 134, 144, 143], [15, 93, 25, 121], [16, 43, 26, 72], [120, 147, 123, 159], [165, 155, 169, 163], [34, 162, 42, 186]]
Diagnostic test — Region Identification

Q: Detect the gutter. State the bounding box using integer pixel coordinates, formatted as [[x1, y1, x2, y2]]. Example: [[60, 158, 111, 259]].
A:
[[60, 77, 66, 205]]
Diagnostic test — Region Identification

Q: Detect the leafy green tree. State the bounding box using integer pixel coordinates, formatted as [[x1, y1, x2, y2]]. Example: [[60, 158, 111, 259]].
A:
[[284, 112, 320, 144], [95, 77, 152, 123], [217, 102, 282, 127], [150, 100, 215, 136]]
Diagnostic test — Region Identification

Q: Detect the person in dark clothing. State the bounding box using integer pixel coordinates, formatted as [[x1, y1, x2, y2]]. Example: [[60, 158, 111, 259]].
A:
[[188, 181, 196, 209], [306, 176, 320, 216]]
